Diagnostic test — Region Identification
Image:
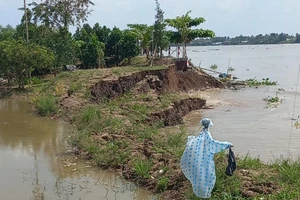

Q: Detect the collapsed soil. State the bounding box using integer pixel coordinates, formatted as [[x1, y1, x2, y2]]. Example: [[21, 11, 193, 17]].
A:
[[91, 59, 224, 100]]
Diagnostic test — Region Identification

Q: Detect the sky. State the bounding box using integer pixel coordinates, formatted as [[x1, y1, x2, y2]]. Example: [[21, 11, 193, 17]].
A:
[[0, 0, 299, 37]]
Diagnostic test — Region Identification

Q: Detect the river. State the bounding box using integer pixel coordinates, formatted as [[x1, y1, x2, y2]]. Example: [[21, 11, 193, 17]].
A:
[[184, 44, 300, 162], [0, 99, 154, 200]]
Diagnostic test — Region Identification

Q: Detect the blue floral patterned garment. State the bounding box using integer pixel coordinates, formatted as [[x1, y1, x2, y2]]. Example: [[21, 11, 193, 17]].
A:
[[180, 118, 232, 198]]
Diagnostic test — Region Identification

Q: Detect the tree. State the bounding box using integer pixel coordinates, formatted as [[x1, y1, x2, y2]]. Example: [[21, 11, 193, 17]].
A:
[[296, 34, 300, 43], [0, 25, 16, 41], [74, 27, 105, 68], [153, 0, 168, 58], [29, 0, 94, 34], [165, 11, 214, 58], [120, 30, 140, 64], [106, 27, 123, 66], [127, 24, 153, 58], [0, 40, 54, 89], [93, 23, 111, 44]]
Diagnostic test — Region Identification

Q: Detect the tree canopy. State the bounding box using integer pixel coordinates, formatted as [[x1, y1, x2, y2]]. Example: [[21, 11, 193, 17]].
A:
[[128, 24, 153, 58], [165, 10, 215, 57], [0, 40, 54, 89], [29, 0, 94, 32]]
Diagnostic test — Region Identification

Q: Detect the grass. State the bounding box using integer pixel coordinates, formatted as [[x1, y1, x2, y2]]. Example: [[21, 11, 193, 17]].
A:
[[133, 159, 152, 180], [111, 65, 167, 76], [156, 177, 169, 192], [185, 152, 300, 200], [68, 81, 83, 95], [158, 93, 181, 108], [77, 106, 101, 127], [32, 94, 58, 116]]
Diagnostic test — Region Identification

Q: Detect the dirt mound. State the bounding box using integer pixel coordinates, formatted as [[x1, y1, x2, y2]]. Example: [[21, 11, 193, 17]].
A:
[[91, 60, 224, 101], [238, 169, 280, 197], [149, 98, 206, 126], [60, 95, 86, 110]]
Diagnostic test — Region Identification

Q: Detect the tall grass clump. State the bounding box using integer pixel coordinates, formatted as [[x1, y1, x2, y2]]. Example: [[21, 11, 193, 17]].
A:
[[133, 159, 152, 180], [77, 106, 101, 128], [274, 159, 300, 186], [33, 95, 58, 116]]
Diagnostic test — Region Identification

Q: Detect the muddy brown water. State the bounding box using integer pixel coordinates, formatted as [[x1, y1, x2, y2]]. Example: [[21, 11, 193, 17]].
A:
[[0, 99, 155, 200], [185, 44, 300, 162]]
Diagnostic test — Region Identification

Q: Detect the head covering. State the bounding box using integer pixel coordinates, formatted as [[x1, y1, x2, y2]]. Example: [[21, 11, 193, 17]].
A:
[[200, 118, 213, 129]]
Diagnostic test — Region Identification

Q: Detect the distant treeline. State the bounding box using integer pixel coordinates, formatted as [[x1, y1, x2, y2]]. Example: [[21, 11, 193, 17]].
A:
[[189, 33, 300, 46]]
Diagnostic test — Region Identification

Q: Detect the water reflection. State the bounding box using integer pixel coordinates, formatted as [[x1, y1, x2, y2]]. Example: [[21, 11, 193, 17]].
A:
[[0, 99, 154, 200]]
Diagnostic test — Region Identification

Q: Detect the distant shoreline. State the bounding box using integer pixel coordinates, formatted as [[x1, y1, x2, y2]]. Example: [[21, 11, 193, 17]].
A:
[[170, 43, 300, 48]]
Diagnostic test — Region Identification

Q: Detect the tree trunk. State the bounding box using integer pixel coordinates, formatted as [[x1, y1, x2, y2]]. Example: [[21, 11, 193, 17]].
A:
[[150, 44, 157, 67], [160, 48, 163, 58], [146, 49, 149, 59], [184, 43, 187, 58], [23, 0, 29, 42]]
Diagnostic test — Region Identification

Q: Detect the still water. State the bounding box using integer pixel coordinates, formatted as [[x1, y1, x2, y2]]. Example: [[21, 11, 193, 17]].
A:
[[185, 44, 300, 162], [0, 99, 153, 200]]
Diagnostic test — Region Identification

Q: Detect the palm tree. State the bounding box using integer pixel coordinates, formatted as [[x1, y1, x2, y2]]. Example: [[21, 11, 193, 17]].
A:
[[165, 11, 215, 58], [127, 24, 153, 58]]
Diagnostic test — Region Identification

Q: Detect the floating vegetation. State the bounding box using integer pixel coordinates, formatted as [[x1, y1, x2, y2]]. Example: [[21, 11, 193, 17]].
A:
[[210, 64, 218, 70], [263, 95, 282, 108], [245, 77, 277, 87]]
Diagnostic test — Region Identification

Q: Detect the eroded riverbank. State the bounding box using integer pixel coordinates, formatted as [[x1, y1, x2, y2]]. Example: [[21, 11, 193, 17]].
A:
[[0, 99, 154, 200]]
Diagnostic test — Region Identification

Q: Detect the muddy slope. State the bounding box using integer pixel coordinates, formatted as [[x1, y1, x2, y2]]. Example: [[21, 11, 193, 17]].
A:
[[149, 98, 206, 126], [91, 60, 225, 101]]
